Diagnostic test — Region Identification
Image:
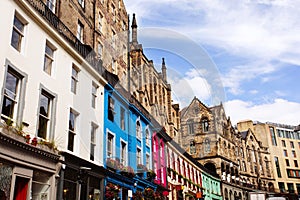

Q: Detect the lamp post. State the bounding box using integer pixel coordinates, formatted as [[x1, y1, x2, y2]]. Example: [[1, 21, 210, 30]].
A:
[[77, 167, 91, 200]]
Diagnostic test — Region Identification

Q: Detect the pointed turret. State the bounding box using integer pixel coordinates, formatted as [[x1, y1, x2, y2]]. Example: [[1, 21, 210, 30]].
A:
[[131, 13, 138, 45], [162, 58, 167, 83]]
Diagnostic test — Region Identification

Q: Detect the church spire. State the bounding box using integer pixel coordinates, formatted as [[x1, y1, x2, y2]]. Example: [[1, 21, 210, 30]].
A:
[[162, 58, 167, 83], [131, 13, 138, 45]]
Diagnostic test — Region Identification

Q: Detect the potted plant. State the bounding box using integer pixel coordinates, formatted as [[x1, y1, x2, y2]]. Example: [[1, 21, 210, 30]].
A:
[[137, 164, 147, 172], [106, 158, 120, 171], [31, 137, 38, 146], [25, 134, 31, 144], [132, 190, 143, 200], [147, 170, 156, 181], [143, 188, 155, 200], [120, 166, 135, 178], [105, 183, 120, 200]]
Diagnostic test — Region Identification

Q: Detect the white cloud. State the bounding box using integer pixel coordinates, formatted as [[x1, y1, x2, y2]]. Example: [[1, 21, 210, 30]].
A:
[[221, 61, 277, 95], [224, 99, 300, 126], [168, 68, 211, 107]]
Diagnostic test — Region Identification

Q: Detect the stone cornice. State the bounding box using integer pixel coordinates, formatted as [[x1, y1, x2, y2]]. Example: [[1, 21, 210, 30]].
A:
[[0, 131, 60, 161]]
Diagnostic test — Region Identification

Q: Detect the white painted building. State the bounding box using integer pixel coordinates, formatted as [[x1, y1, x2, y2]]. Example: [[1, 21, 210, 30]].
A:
[[0, 0, 107, 199]]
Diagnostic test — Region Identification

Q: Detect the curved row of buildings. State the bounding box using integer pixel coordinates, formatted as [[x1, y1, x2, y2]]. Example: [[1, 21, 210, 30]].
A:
[[0, 0, 299, 200]]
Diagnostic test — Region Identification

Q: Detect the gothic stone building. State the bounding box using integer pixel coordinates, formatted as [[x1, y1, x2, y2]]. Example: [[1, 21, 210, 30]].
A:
[[179, 97, 275, 200], [128, 14, 180, 141]]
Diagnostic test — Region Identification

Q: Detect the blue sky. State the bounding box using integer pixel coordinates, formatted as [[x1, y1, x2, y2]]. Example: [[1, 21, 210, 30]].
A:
[[123, 0, 300, 126]]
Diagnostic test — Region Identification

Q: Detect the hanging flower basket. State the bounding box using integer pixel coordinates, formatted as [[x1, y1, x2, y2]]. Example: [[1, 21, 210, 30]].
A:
[[147, 170, 156, 180], [143, 188, 155, 200], [120, 165, 135, 178], [106, 158, 120, 171], [137, 164, 147, 172], [105, 183, 120, 200], [132, 191, 143, 200]]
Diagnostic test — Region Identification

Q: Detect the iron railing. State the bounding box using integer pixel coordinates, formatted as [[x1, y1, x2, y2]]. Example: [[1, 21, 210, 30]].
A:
[[25, 0, 104, 74]]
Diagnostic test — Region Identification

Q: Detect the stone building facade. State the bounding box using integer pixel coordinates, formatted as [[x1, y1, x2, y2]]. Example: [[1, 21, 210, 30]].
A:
[[128, 14, 180, 141], [43, 0, 129, 80], [238, 120, 300, 196], [179, 97, 275, 200]]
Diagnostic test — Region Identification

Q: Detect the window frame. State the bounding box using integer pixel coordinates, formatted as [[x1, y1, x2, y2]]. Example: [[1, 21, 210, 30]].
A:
[[37, 87, 57, 140], [108, 96, 115, 122], [107, 131, 115, 158], [68, 108, 78, 151], [97, 42, 103, 59], [78, 0, 85, 8], [137, 147, 142, 165], [43, 41, 56, 75], [145, 127, 150, 146], [120, 107, 125, 130], [91, 82, 98, 108], [11, 13, 27, 52], [90, 122, 98, 161], [46, 0, 56, 13], [136, 119, 141, 139], [146, 153, 150, 169], [71, 64, 79, 94], [1, 60, 27, 125], [120, 140, 127, 166], [98, 13, 103, 33], [77, 20, 84, 42]]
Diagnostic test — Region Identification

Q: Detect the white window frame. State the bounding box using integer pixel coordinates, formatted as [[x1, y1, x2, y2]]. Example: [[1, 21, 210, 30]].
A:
[[146, 153, 150, 169], [91, 82, 98, 108], [1, 60, 27, 125], [43, 41, 56, 75], [107, 130, 115, 158], [37, 86, 57, 141], [145, 126, 150, 146], [71, 64, 79, 94], [120, 139, 127, 166], [90, 122, 98, 161], [68, 108, 79, 151], [137, 147, 142, 165], [136, 118, 141, 139], [11, 12, 27, 52]]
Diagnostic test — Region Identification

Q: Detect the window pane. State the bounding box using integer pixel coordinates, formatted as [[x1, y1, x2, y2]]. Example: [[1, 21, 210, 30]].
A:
[[14, 17, 24, 32], [5, 72, 18, 97], [68, 131, 75, 151], [69, 112, 75, 131], [38, 116, 48, 139], [44, 44, 54, 74], [45, 45, 54, 57], [40, 94, 50, 116], [1, 97, 14, 118]]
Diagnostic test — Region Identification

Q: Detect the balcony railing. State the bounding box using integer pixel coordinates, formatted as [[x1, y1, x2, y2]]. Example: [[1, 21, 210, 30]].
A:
[[25, 0, 104, 74]]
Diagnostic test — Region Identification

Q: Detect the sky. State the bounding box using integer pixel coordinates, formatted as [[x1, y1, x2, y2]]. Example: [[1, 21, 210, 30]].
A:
[[123, 0, 300, 126]]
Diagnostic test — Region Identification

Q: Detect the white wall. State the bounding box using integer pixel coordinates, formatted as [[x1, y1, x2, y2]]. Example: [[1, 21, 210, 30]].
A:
[[0, 0, 106, 165]]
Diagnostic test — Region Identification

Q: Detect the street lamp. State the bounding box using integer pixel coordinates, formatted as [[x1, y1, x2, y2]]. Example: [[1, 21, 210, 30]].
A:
[[77, 167, 91, 200]]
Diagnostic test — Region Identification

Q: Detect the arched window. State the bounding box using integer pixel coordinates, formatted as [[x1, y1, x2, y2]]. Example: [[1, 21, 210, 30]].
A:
[[136, 120, 141, 138], [201, 118, 209, 132], [145, 128, 150, 145]]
